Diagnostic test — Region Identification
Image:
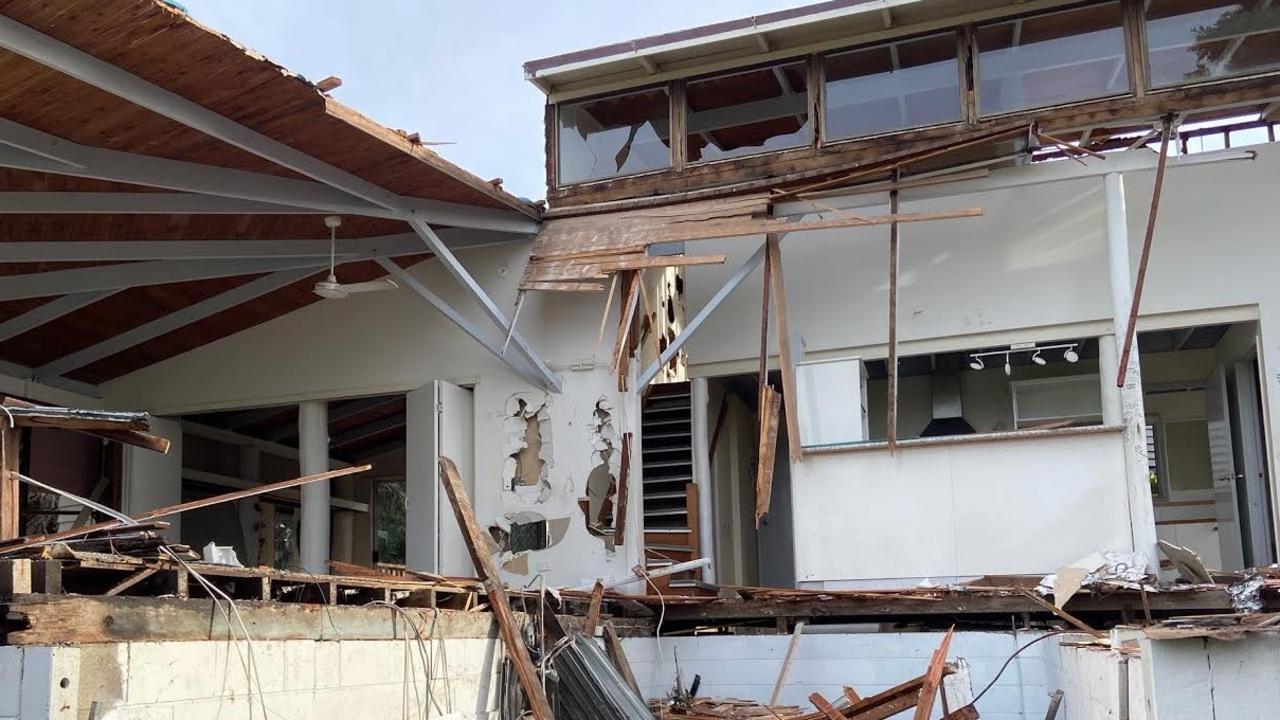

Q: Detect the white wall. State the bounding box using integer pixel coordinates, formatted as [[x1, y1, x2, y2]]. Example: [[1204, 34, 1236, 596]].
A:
[[793, 430, 1132, 585], [623, 630, 1057, 720], [121, 417, 182, 543]]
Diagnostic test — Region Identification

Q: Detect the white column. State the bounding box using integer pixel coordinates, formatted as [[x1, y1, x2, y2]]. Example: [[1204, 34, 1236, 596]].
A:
[[404, 384, 438, 572], [122, 416, 183, 543], [690, 377, 716, 584], [298, 400, 330, 574], [1104, 172, 1158, 563]]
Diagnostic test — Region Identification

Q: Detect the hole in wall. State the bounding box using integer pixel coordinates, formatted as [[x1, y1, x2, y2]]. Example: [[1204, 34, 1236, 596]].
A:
[[582, 398, 619, 550], [503, 393, 552, 503]]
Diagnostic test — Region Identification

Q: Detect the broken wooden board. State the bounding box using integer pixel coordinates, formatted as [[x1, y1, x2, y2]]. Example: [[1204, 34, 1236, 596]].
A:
[[437, 456, 555, 720], [912, 628, 954, 720], [755, 385, 782, 528]]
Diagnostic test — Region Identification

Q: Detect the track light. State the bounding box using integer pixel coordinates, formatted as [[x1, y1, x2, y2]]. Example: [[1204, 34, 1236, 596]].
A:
[[1064, 348, 1079, 363], [1032, 350, 1046, 366], [969, 357, 985, 371], [1004, 353, 1012, 376]]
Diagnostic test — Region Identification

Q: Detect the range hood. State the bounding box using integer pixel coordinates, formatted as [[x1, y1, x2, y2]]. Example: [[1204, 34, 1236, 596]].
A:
[[920, 354, 976, 437]]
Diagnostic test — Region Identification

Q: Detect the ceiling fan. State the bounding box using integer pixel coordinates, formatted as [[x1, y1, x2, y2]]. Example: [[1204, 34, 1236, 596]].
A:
[[313, 216, 398, 300]]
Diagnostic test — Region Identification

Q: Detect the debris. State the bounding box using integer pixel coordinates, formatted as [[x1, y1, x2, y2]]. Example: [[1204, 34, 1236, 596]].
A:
[[315, 75, 342, 92], [200, 542, 243, 567], [1038, 550, 1151, 605], [1159, 540, 1214, 584], [553, 634, 651, 720], [1229, 574, 1266, 614]]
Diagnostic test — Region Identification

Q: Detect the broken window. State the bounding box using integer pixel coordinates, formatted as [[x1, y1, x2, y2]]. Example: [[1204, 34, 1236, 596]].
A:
[[976, 2, 1129, 116], [823, 32, 962, 140], [685, 61, 811, 163], [557, 87, 671, 184], [1146, 0, 1280, 89]]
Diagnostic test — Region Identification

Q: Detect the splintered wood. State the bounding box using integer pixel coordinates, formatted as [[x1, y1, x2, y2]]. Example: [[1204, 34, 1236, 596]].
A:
[[755, 385, 781, 528]]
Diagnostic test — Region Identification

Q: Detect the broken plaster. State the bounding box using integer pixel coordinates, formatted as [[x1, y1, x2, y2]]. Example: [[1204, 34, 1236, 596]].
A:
[[583, 397, 621, 551], [503, 393, 554, 503]]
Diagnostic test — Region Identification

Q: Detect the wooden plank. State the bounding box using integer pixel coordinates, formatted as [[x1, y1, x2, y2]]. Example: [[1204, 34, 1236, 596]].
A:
[[597, 272, 619, 349], [0, 465, 371, 554], [755, 385, 782, 528], [767, 235, 802, 463], [770, 618, 806, 705], [593, 254, 726, 272], [843, 687, 862, 704], [5, 406, 152, 432], [672, 208, 983, 245], [614, 432, 632, 545], [912, 627, 954, 720], [437, 456, 554, 720], [602, 621, 643, 697], [758, 247, 772, 419], [583, 580, 606, 637], [1018, 588, 1104, 639], [2, 399, 169, 454], [1116, 115, 1173, 388], [810, 693, 844, 720], [0, 425, 17, 542], [940, 706, 979, 720], [886, 183, 900, 453], [104, 567, 158, 596], [611, 270, 642, 379], [520, 281, 605, 292]]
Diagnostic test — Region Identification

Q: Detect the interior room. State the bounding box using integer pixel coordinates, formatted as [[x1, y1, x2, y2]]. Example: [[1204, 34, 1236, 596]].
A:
[[179, 394, 407, 570]]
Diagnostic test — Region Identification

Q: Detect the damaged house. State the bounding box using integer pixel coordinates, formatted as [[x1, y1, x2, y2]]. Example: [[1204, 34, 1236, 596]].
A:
[[3, 0, 1280, 718]]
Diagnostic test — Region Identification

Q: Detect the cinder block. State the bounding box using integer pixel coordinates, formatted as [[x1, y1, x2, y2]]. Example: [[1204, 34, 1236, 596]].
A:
[[282, 641, 316, 692], [314, 642, 340, 688], [952, 632, 1018, 659], [898, 632, 949, 659], [100, 706, 175, 720], [338, 640, 404, 687]]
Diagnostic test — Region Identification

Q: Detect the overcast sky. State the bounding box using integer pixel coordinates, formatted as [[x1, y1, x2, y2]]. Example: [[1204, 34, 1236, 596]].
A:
[[179, 0, 805, 202]]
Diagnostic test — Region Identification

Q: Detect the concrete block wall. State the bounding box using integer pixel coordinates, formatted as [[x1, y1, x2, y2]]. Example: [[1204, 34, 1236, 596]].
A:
[[2, 638, 504, 720], [622, 630, 1058, 720]]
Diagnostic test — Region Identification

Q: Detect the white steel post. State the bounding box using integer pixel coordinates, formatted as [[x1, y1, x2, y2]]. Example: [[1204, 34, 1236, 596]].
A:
[[1104, 172, 1158, 563], [299, 400, 330, 574]]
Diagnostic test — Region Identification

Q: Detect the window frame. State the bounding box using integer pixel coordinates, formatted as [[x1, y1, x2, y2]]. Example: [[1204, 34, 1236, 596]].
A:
[[681, 56, 819, 168], [552, 82, 678, 189], [818, 29, 970, 147], [1142, 0, 1280, 92], [971, 0, 1136, 120]]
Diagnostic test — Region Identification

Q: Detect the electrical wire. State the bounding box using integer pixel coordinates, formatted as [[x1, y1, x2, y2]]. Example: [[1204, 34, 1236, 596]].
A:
[[16, 471, 271, 720], [970, 630, 1074, 706]]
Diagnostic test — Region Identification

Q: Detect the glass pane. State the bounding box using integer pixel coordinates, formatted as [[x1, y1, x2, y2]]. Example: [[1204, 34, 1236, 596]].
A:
[[375, 480, 406, 564], [557, 88, 671, 184], [977, 2, 1129, 116], [685, 61, 810, 163], [1147, 0, 1280, 88], [824, 33, 962, 140]]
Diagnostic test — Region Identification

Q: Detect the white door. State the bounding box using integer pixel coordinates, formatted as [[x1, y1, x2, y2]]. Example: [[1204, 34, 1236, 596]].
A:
[[404, 380, 475, 574], [1233, 357, 1274, 566], [434, 380, 475, 577], [1207, 365, 1245, 569]]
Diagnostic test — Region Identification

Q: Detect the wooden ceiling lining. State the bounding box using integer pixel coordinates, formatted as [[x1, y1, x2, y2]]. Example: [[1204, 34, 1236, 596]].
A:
[[0, 169, 169, 192], [0, 273, 263, 370], [327, 397, 407, 437], [0, 52, 303, 180]]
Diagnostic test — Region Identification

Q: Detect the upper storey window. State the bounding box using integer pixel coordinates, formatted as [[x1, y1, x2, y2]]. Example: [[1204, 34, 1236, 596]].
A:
[[557, 87, 671, 184], [823, 32, 962, 140], [976, 2, 1129, 116], [1146, 0, 1280, 88], [685, 61, 811, 164]]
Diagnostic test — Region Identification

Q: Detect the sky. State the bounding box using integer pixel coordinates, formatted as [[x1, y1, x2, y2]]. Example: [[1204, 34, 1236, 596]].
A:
[[178, 0, 807, 202]]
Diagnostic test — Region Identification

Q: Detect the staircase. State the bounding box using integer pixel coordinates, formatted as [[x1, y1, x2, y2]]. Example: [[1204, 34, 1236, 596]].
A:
[[640, 381, 709, 594]]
